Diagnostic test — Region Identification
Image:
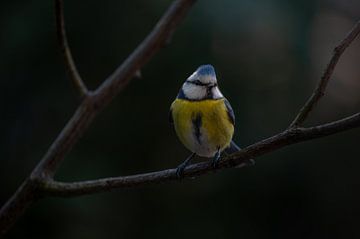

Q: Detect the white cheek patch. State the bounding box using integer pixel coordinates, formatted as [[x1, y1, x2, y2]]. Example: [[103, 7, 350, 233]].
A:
[[182, 83, 207, 100], [212, 87, 223, 99]]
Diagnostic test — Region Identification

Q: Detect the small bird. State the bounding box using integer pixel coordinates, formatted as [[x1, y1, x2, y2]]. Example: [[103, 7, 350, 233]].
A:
[[169, 64, 250, 177]]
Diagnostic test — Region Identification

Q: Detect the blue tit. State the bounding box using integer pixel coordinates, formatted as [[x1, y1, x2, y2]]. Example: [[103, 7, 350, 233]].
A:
[[169, 64, 246, 177]]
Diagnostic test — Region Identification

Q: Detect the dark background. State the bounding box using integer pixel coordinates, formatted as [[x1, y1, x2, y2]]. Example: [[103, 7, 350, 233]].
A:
[[1, 0, 360, 238]]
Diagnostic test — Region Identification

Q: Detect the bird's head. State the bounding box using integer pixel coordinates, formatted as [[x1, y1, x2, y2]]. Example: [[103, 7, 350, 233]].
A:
[[179, 64, 223, 100]]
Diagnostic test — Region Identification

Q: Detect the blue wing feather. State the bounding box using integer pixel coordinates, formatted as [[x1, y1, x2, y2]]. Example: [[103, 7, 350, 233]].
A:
[[225, 141, 255, 165], [225, 140, 241, 154], [224, 98, 235, 126]]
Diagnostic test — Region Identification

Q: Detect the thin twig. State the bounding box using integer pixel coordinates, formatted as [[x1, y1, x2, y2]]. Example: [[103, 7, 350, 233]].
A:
[[55, 0, 88, 96], [289, 20, 360, 128]]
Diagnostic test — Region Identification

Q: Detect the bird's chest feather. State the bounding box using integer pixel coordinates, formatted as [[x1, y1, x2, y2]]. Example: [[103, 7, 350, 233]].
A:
[[171, 99, 234, 157]]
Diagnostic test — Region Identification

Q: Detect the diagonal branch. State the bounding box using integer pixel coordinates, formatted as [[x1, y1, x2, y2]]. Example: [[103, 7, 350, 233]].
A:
[[0, 0, 196, 236], [93, 0, 196, 105], [39, 112, 360, 197], [34, 0, 196, 179], [55, 0, 88, 96], [289, 20, 360, 128]]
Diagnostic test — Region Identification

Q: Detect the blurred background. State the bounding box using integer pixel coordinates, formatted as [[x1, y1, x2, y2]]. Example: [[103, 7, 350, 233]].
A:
[[1, 0, 360, 238]]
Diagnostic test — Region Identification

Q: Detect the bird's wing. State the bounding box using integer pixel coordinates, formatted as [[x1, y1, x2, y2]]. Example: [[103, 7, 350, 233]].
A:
[[224, 98, 235, 126]]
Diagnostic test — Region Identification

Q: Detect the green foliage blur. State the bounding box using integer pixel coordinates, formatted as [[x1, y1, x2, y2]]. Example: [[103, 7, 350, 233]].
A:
[[1, 0, 360, 238]]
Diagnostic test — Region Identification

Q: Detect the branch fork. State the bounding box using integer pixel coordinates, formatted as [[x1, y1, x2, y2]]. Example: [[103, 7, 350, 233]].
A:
[[289, 21, 360, 128]]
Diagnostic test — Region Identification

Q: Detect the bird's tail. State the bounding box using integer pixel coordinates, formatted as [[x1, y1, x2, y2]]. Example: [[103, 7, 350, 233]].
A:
[[224, 140, 242, 154], [224, 140, 255, 167]]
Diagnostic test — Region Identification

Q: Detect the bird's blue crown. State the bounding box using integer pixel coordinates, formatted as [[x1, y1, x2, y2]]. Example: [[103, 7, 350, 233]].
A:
[[196, 64, 216, 76]]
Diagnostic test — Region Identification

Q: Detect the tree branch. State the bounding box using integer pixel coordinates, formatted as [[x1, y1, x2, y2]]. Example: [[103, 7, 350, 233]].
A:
[[93, 0, 196, 106], [34, 0, 196, 179], [0, 3, 359, 238], [0, 0, 196, 236], [39, 112, 360, 197], [289, 20, 360, 128], [55, 0, 88, 96], [0, 181, 38, 235]]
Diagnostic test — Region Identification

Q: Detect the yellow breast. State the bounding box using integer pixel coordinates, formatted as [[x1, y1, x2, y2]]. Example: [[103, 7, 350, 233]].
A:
[[170, 98, 234, 157]]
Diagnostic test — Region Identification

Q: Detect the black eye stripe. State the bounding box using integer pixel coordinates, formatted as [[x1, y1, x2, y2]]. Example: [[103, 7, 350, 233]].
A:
[[187, 80, 207, 86], [186, 80, 217, 87]]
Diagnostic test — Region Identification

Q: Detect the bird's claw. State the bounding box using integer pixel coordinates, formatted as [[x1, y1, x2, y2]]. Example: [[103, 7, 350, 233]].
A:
[[176, 163, 187, 179], [212, 150, 221, 169], [175, 153, 196, 179], [246, 158, 255, 166]]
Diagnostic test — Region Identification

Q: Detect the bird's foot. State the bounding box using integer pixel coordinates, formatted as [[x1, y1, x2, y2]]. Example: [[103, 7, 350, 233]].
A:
[[176, 153, 196, 179], [211, 150, 221, 169], [176, 162, 187, 178]]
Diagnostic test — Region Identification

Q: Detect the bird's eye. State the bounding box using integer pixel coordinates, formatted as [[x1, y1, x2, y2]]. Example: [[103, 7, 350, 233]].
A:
[[194, 80, 203, 85], [186, 79, 208, 86]]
